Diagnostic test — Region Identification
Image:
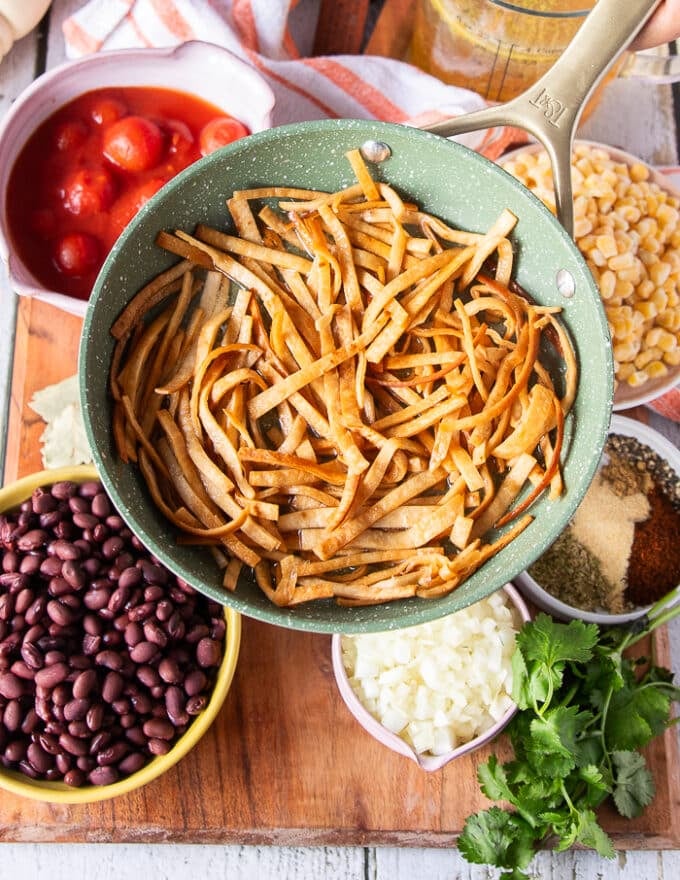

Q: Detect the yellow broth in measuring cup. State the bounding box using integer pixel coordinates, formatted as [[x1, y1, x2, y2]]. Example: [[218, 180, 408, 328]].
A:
[[409, 0, 617, 110]]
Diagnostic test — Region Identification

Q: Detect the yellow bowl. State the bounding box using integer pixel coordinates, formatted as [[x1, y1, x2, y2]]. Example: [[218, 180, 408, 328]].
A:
[[0, 465, 241, 803]]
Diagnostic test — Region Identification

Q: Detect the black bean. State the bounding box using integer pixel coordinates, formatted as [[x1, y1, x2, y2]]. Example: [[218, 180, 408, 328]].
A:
[[19, 555, 42, 576], [118, 752, 146, 775], [10, 660, 35, 681], [158, 657, 182, 684], [17, 529, 48, 552], [147, 738, 171, 756], [184, 669, 207, 697], [86, 703, 105, 732], [51, 482, 77, 500], [27, 742, 53, 774], [143, 718, 175, 740], [165, 687, 189, 727], [0, 672, 24, 699], [186, 695, 208, 715], [64, 698, 90, 722], [196, 637, 222, 668], [34, 662, 70, 690], [72, 668, 97, 699], [32, 490, 57, 515], [3, 699, 23, 731], [20, 641, 44, 671], [62, 559, 86, 590], [129, 641, 159, 664], [102, 670, 124, 703], [63, 768, 86, 787], [96, 741, 129, 766], [59, 732, 89, 757], [88, 765, 119, 786]]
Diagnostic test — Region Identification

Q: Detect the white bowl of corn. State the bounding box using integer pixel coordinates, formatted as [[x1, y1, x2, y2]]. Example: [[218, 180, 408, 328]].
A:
[[500, 140, 680, 411]]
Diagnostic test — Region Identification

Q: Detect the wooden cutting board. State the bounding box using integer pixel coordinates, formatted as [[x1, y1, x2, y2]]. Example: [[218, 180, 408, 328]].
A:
[[1, 295, 679, 847]]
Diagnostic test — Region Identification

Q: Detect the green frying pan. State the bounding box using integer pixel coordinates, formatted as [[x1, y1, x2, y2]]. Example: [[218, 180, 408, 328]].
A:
[[79, 118, 613, 633]]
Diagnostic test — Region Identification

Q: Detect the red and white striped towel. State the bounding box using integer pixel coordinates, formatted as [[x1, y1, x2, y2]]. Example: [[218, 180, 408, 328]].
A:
[[61, 0, 525, 159], [62, 0, 679, 420]]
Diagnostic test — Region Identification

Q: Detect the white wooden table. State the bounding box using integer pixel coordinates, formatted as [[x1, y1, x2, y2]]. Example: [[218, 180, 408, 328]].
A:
[[0, 3, 679, 878]]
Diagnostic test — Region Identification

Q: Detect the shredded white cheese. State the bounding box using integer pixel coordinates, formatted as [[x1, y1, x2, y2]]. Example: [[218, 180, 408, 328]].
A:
[[340, 591, 518, 756]]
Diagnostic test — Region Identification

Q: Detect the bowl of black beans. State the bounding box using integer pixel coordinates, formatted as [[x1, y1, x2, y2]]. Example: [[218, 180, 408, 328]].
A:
[[0, 464, 240, 803]]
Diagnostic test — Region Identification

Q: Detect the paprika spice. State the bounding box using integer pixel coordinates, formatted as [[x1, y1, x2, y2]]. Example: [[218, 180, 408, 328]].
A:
[[626, 487, 680, 606]]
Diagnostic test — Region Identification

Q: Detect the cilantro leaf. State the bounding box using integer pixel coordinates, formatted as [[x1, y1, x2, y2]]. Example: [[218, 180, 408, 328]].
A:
[[574, 808, 616, 859], [478, 755, 518, 806], [612, 750, 656, 818], [576, 763, 612, 809], [516, 614, 598, 667], [523, 706, 592, 777], [606, 683, 672, 750], [458, 807, 536, 874], [581, 651, 625, 711]]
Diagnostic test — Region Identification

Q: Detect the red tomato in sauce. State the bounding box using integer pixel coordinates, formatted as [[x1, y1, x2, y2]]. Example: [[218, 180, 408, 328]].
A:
[[6, 86, 251, 300], [61, 166, 117, 216], [109, 177, 168, 238], [91, 97, 127, 126], [164, 119, 194, 157], [199, 117, 250, 156], [54, 119, 88, 152], [103, 116, 165, 172], [54, 232, 100, 277]]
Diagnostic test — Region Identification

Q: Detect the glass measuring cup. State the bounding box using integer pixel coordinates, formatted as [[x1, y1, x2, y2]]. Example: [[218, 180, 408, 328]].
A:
[[409, 0, 679, 106], [422, 0, 664, 236]]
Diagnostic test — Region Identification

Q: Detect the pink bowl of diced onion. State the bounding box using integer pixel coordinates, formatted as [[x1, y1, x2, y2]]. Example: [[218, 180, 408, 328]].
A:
[[331, 584, 530, 771]]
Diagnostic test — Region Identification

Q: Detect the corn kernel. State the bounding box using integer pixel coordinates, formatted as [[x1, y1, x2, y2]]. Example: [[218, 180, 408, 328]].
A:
[[634, 346, 661, 369], [589, 248, 606, 267], [630, 162, 650, 182], [613, 340, 639, 362], [657, 204, 679, 227], [645, 360, 669, 379], [613, 279, 635, 300], [651, 288, 669, 312], [595, 234, 618, 259], [608, 252, 636, 271], [663, 348, 680, 366], [648, 261, 671, 287], [645, 326, 664, 347], [636, 279, 656, 300], [617, 362, 636, 381], [634, 300, 657, 320], [574, 218, 593, 238], [656, 329, 678, 353], [598, 270, 617, 301], [626, 369, 650, 387], [641, 235, 661, 254]]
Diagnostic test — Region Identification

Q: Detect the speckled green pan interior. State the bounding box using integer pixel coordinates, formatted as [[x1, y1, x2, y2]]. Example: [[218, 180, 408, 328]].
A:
[[79, 119, 613, 634]]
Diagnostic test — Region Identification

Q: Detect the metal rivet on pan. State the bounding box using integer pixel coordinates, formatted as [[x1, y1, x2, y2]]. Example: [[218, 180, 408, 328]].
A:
[[360, 140, 392, 163], [556, 268, 575, 298]]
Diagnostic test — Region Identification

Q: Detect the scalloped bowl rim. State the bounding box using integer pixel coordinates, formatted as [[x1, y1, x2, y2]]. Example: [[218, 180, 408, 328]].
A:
[[0, 464, 241, 804], [331, 583, 530, 772]]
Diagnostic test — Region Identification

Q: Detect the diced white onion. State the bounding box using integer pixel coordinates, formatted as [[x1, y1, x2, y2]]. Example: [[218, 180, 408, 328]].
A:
[[340, 591, 519, 757]]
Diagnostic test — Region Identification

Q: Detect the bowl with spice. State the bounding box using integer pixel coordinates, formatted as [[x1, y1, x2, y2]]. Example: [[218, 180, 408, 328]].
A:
[[514, 415, 680, 624]]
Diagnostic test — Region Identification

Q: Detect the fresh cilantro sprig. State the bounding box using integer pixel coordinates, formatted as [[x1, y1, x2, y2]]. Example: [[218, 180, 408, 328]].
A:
[[458, 589, 680, 878]]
